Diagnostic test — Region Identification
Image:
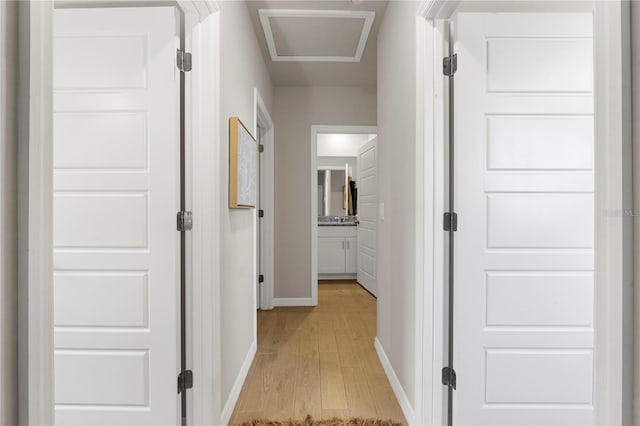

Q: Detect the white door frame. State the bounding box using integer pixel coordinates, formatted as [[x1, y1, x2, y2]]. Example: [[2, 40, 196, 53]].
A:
[[310, 125, 377, 306], [18, 1, 222, 424], [254, 88, 275, 311], [416, 1, 633, 425]]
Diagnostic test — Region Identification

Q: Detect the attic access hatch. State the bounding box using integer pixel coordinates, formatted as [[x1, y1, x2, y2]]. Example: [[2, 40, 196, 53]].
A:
[[258, 9, 375, 62]]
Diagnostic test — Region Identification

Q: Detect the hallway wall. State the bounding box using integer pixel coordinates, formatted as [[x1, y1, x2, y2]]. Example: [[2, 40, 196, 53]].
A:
[[376, 0, 421, 415], [272, 86, 376, 300], [631, 3, 640, 424], [0, 2, 18, 425], [219, 0, 273, 412]]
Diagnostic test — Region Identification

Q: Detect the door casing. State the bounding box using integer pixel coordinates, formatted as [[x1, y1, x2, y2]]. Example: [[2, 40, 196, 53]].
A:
[[416, 1, 633, 425], [254, 88, 275, 311]]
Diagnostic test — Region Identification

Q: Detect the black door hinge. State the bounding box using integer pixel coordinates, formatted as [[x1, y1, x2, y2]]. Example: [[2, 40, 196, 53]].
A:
[[443, 54, 457, 76], [258, 209, 264, 218], [177, 370, 193, 394], [177, 49, 192, 72], [177, 211, 193, 232], [258, 274, 264, 283], [258, 144, 265, 153], [442, 366, 457, 389], [443, 212, 457, 232]]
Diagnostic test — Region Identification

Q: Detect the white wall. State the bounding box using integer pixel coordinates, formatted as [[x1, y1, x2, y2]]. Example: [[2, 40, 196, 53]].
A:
[[0, 2, 18, 425], [376, 0, 420, 414], [218, 0, 273, 413], [632, 3, 640, 424], [317, 133, 369, 157], [273, 86, 376, 299]]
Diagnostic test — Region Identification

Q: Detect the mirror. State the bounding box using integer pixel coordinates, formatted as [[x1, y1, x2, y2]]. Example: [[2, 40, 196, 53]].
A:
[[317, 160, 356, 218]]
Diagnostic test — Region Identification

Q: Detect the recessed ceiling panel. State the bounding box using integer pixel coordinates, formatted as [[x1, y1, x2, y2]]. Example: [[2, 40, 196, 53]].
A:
[[259, 9, 375, 62], [270, 16, 364, 57]]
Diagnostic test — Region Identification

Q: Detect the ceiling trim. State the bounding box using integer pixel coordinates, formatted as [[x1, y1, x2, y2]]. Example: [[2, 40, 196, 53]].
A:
[[258, 9, 375, 62]]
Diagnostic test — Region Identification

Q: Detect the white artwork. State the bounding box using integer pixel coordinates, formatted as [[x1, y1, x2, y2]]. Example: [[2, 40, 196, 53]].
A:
[[237, 123, 257, 206], [229, 117, 257, 208]]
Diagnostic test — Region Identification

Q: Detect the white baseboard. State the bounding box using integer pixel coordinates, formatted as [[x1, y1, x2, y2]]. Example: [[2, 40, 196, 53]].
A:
[[220, 340, 257, 425], [374, 337, 415, 425], [318, 273, 357, 280], [273, 297, 315, 307]]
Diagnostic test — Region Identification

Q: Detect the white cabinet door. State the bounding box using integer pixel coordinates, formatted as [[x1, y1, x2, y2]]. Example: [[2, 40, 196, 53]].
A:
[[53, 7, 179, 426], [357, 138, 377, 295], [318, 237, 346, 273], [453, 13, 594, 426], [345, 237, 358, 274]]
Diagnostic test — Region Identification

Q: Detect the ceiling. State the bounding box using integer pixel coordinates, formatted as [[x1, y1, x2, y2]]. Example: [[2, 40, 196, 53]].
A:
[[246, 1, 388, 87]]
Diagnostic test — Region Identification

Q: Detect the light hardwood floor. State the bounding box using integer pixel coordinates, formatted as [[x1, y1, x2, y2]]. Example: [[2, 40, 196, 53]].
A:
[[229, 281, 407, 425]]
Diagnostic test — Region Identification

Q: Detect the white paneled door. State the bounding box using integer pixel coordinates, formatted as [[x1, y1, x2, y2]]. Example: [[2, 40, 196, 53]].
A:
[[53, 7, 180, 426], [453, 13, 594, 425], [357, 138, 377, 296]]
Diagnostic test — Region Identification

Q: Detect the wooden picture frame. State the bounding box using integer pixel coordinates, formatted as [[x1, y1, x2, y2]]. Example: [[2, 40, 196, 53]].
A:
[[229, 117, 257, 208]]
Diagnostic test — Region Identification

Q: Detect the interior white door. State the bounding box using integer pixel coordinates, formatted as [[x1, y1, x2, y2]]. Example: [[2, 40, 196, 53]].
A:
[[357, 138, 377, 295], [53, 7, 180, 426], [453, 13, 594, 425]]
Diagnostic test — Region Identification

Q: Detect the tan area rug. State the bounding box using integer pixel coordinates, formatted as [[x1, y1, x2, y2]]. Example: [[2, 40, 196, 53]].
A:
[[239, 415, 401, 426]]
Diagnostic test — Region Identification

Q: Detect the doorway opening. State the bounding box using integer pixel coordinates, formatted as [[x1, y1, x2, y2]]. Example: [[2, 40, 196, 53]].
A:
[[310, 125, 378, 304]]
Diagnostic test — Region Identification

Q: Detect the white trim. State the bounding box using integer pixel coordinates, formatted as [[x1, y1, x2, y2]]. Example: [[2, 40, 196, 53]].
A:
[[311, 125, 377, 307], [413, 13, 427, 426], [187, 4, 221, 426], [374, 338, 415, 425], [17, 2, 54, 424], [417, 1, 632, 425], [419, 0, 461, 20], [593, 2, 633, 424], [273, 297, 315, 307], [254, 88, 275, 311], [318, 274, 357, 280], [219, 341, 257, 426], [258, 9, 375, 63]]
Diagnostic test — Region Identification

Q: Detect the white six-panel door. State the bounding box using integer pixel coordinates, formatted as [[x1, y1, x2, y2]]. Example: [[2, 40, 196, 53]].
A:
[[357, 138, 377, 296], [53, 8, 180, 425], [453, 13, 594, 425]]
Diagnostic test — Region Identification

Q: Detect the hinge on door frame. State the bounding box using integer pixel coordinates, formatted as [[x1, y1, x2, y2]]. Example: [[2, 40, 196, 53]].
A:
[[258, 274, 264, 283], [177, 49, 192, 72], [442, 366, 457, 389], [177, 370, 193, 394], [177, 211, 193, 231], [443, 54, 457, 76], [443, 212, 457, 232], [258, 209, 264, 218], [258, 144, 265, 153]]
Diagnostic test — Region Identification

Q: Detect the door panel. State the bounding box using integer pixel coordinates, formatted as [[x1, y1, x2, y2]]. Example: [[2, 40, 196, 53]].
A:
[[357, 138, 377, 295], [53, 7, 179, 426], [453, 13, 594, 425]]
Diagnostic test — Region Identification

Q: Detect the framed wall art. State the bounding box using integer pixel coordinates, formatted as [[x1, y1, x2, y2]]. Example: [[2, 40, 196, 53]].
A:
[[229, 117, 257, 209]]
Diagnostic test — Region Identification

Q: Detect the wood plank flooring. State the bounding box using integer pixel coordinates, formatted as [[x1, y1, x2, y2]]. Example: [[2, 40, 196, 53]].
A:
[[229, 281, 406, 425]]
